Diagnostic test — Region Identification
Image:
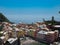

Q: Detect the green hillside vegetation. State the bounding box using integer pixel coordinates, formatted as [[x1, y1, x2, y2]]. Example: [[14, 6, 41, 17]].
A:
[[0, 13, 10, 22]]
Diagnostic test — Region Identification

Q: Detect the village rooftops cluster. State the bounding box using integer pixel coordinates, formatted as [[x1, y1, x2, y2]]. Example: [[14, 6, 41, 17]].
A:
[[0, 21, 59, 45]]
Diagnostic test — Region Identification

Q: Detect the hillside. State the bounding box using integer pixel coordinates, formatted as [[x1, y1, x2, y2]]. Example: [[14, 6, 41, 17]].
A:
[[0, 13, 10, 22]]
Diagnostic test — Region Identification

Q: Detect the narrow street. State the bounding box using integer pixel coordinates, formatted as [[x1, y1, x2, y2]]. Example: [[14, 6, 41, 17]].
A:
[[20, 37, 47, 45], [20, 37, 60, 45], [20, 37, 41, 45]]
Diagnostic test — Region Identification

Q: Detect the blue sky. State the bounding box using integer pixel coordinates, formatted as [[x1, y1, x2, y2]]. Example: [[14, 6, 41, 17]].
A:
[[0, 0, 60, 23]]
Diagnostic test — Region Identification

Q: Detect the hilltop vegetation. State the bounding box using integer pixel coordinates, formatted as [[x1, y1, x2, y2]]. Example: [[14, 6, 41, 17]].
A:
[[0, 13, 10, 22]]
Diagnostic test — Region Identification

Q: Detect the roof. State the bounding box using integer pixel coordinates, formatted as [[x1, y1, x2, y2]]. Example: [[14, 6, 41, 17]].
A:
[[15, 28, 19, 31], [12, 24, 17, 26], [3, 32, 8, 35], [48, 31, 55, 34], [38, 30, 55, 34], [54, 25, 60, 27], [0, 36, 5, 39], [38, 30, 48, 34], [7, 38, 17, 44], [0, 31, 4, 34]]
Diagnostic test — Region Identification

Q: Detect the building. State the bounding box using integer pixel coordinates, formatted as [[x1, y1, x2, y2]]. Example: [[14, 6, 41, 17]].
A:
[[4, 38, 18, 45]]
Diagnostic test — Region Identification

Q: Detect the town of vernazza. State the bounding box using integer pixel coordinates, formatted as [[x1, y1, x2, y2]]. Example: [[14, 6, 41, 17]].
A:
[[0, 0, 60, 45]]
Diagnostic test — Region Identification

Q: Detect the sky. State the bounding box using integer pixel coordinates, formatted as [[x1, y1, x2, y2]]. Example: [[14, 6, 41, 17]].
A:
[[0, 0, 60, 23]]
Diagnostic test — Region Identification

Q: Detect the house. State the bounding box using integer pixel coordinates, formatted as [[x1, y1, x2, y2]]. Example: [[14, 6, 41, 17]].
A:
[[4, 38, 18, 45]]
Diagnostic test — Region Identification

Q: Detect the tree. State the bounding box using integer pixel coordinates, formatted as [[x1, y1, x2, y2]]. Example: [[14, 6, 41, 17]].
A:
[[59, 11, 60, 14]]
